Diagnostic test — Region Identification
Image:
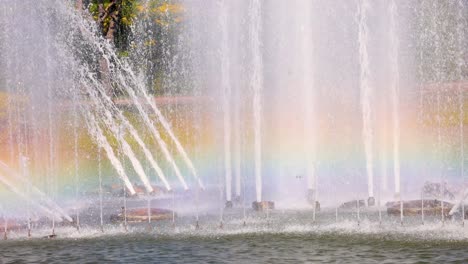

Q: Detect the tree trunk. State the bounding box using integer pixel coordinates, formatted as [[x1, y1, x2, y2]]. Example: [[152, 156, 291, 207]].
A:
[[77, 0, 121, 98], [106, 13, 116, 42], [96, 0, 118, 97]]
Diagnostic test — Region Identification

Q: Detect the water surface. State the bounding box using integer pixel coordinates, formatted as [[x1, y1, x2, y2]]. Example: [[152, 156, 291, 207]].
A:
[[1, 231, 467, 263]]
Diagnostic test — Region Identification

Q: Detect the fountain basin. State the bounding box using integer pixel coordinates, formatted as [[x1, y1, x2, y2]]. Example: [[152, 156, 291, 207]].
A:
[[252, 201, 274, 211], [110, 208, 175, 223], [386, 200, 454, 216]]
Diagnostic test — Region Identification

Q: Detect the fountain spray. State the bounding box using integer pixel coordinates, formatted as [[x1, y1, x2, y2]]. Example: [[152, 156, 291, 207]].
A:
[[242, 158, 247, 227], [389, 0, 402, 225], [431, 2, 444, 225], [0, 172, 63, 221], [2, 217, 6, 240], [47, 33, 56, 236], [84, 69, 172, 191], [357, 198, 361, 226], [113, 75, 188, 191], [0, 162, 73, 222], [219, 159, 225, 229], [378, 162, 382, 226], [120, 129, 129, 233], [358, 0, 375, 206], [83, 111, 136, 195], [72, 11, 193, 190], [73, 86, 80, 231], [421, 190, 425, 225], [127, 6, 205, 190], [336, 207, 339, 223], [136, 79, 205, 190], [20, 156, 31, 237], [147, 196, 151, 225], [2, 2, 15, 175], [85, 79, 154, 194], [98, 148, 104, 232], [171, 190, 176, 228], [456, 0, 465, 227], [250, 0, 263, 204], [1, 204, 7, 240], [219, 0, 233, 208], [240, 111, 247, 226], [438, 84, 444, 226], [297, 0, 319, 213], [234, 94, 242, 202], [123, 189, 128, 232]]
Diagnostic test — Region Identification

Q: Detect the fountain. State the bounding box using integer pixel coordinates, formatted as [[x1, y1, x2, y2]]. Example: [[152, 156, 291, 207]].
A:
[[357, 0, 375, 206], [249, 0, 268, 208], [0, 0, 466, 244]]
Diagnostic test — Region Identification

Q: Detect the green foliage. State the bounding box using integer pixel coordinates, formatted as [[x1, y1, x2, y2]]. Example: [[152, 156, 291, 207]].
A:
[[80, 0, 192, 96], [128, 1, 190, 96], [85, 0, 138, 51], [87, 0, 138, 27], [137, 1, 184, 26], [118, 50, 129, 57]]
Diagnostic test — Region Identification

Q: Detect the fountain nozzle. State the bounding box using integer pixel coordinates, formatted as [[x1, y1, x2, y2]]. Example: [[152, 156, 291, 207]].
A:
[[252, 201, 274, 211]]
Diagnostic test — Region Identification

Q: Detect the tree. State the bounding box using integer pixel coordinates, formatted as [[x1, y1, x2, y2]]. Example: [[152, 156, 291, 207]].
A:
[[85, 0, 138, 51], [77, 0, 188, 96]]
